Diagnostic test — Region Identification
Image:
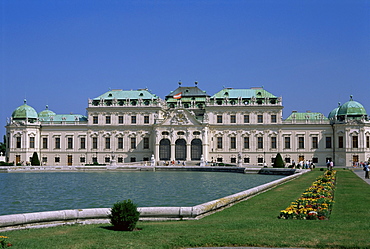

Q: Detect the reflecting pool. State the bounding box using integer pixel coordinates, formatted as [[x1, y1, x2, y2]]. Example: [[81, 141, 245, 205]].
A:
[[0, 171, 284, 215]]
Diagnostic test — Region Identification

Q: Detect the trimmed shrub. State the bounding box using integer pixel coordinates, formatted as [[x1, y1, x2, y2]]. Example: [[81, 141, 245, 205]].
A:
[[31, 152, 40, 166], [273, 153, 285, 168], [109, 199, 140, 231]]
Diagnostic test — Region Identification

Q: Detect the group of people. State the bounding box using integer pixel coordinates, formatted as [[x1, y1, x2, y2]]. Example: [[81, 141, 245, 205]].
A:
[[291, 160, 315, 169], [162, 160, 186, 166], [326, 160, 334, 170]]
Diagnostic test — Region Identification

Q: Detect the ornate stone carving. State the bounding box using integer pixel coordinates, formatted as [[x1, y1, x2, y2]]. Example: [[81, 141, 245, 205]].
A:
[[170, 110, 189, 125]]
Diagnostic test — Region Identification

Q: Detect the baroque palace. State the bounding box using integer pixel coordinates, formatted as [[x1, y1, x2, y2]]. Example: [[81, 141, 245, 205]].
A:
[[5, 83, 370, 167]]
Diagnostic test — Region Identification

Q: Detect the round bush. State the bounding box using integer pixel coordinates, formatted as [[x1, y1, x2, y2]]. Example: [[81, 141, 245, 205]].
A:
[[109, 199, 140, 231]]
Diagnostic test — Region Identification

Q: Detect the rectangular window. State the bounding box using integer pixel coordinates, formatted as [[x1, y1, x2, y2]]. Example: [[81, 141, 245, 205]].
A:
[[67, 137, 73, 149], [326, 136, 332, 149], [131, 115, 136, 124], [55, 157, 60, 163], [16, 137, 21, 148], [244, 115, 249, 123], [257, 137, 263, 149], [80, 157, 86, 163], [144, 115, 149, 124], [243, 137, 249, 149], [271, 114, 277, 123], [106, 116, 111, 124], [230, 115, 236, 124], [105, 137, 110, 149], [130, 157, 136, 162], [284, 137, 290, 149], [55, 137, 61, 149], [338, 136, 344, 148], [42, 137, 48, 149], [231, 158, 236, 163], [217, 115, 223, 124], [298, 137, 304, 149], [366, 136, 370, 148], [352, 136, 358, 148], [105, 157, 110, 163], [143, 137, 149, 149], [285, 157, 291, 163], [92, 157, 97, 163], [29, 137, 35, 148], [131, 137, 136, 149], [118, 137, 123, 149], [80, 137, 86, 149], [118, 116, 124, 124], [312, 137, 318, 149], [42, 157, 47, 163], [92, 137, 98, 149], [244, 158, 250, 163], [312, 157, 319, 163], [217, 137, 223, 149], [118, 157, 123, 163], [93, 116, 98, 124], [257, 115, 263, 123], [257, 157, 263, 164], [271, 137, 277, 149], [230, 137, 236, 149]]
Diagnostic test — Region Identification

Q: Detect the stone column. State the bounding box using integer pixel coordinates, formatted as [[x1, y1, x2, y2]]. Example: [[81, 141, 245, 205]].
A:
[[186, 143, 191, 161]]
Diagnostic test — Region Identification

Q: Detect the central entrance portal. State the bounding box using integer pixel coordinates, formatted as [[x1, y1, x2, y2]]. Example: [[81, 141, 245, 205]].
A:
[[175, 139, 186, 160], [191, 139, 202, 160], [159, 139, 171, 161]]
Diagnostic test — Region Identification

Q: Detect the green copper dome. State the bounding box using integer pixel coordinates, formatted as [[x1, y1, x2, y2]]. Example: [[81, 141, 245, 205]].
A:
[[337, 96, 367, 117], [328, 103, 341, 119], [38, 105, 56, 118], [12, 100, 38, 120]]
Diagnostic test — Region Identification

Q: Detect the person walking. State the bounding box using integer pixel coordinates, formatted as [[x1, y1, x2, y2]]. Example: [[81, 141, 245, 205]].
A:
[[364, 163, 370, 179], [329, 161, 334, 170]]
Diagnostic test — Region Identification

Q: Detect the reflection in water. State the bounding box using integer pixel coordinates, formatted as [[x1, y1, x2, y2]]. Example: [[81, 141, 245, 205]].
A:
[[0, 171, 284, 215]]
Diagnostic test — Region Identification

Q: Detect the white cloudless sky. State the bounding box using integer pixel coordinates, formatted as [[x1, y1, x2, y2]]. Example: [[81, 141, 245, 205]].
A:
[[1, 0, 369, 139]]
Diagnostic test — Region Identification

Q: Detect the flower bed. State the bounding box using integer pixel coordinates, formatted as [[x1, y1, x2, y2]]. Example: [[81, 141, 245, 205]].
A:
[[278, 170, 336, 220]]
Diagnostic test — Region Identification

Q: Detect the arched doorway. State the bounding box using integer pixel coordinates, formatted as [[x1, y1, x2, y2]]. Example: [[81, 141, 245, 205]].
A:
[[191, 139, 202, 160], [175, 139, 186, 160], [159, 139, 171, 160]]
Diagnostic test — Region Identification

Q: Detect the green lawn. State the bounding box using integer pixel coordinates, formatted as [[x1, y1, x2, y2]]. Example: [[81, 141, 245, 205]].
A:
[[1, 169, 370, 249]]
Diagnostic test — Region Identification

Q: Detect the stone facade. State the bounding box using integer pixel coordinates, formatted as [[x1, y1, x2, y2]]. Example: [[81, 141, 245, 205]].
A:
[[5, 85, 370, 167]]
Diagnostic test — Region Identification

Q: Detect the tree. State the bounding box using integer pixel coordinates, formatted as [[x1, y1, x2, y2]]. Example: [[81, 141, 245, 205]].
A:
[[273, 153, 285, 168], [0, 135, 6, 155], [31, 152, 40, 166]]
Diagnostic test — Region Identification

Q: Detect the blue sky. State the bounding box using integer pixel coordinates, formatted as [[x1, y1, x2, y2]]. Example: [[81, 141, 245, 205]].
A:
[[1, 0, 369, 139]]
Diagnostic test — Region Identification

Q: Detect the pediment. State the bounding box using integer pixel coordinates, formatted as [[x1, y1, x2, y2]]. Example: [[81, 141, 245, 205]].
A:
[[161, 109, 201, 126]]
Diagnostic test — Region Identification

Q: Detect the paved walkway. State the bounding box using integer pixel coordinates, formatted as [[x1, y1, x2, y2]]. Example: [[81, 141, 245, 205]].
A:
[[351, 168, 370, 185]]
